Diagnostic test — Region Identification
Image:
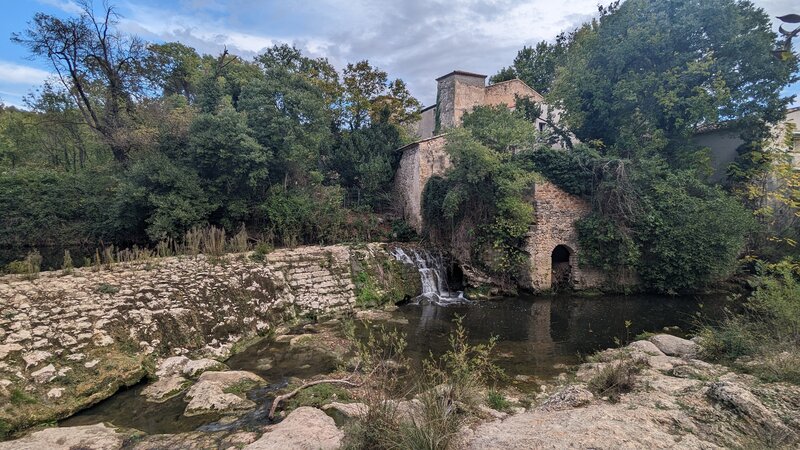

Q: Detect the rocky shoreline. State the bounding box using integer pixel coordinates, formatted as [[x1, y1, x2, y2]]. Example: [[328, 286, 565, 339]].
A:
[[2, 331, 798, 449]]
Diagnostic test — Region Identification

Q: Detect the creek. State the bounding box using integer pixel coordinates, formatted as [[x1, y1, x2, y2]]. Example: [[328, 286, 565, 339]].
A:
[[59, 292, 730, 435]]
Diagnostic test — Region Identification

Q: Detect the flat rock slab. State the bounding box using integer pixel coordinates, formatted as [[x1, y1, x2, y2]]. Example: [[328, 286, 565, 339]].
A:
[[183, 370, 266, 417], [244, 407, 343, 450], [141, 375, 190, 403], [0, 423, 135, 450]]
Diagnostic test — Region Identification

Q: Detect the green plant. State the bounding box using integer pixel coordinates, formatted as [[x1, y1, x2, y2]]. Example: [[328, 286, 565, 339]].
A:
[[9, 388, 36, 406], [96, 283, 120, 295], [250, 241, 273, 262], [354, 271, 384, 307], [61, 249, 74, 275], [287, 383, 352, 410], [487, 390, 511, 412]]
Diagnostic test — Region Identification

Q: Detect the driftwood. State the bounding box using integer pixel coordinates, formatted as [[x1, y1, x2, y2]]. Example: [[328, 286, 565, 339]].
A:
[[268, 378, 361, 420]]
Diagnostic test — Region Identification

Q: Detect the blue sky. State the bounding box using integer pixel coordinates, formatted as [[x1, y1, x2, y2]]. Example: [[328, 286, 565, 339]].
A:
[[1, 0, 798, 108]]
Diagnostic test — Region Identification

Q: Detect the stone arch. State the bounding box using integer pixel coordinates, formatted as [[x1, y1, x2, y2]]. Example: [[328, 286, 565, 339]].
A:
[[551, 244, 574, 289]]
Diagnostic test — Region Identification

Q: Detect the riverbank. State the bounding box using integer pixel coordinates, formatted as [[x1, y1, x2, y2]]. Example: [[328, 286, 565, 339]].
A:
[[2, 332, 798, 449], [0, 243, 420, 439]]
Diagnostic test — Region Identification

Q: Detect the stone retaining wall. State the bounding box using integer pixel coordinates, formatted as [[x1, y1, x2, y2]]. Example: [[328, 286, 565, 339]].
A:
[[0, 243, 415, 437]]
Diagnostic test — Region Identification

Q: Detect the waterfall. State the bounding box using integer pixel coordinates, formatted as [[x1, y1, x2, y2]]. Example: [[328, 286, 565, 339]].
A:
[[390, 247, 468, 306]]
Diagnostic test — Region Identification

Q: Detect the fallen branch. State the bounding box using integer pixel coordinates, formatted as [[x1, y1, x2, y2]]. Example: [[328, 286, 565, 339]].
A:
[[268, 378, 361, 420]]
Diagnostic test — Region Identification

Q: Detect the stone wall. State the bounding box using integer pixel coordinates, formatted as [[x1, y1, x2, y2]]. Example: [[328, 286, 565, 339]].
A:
[[393, 136, 450, 232], [436, 72, 487, 130], [0, 243, 415, 435], [523, 181, 606, 291]]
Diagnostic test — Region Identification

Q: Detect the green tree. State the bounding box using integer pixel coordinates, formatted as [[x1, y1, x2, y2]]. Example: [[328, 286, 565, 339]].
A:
[[491, 37, 568, 94], [343, 60, 420, 130], [550, 0, 798, 165]]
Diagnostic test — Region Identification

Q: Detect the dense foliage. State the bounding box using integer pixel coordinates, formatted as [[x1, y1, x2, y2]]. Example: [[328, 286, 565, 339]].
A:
[[0, 2, 419, 260], [486, 0, 795, 292], [423, 106, 540, 283]]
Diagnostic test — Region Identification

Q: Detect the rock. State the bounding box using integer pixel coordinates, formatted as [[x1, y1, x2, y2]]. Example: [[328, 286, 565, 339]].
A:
[[183, 370, 265, 416], [288, 334, 316, 347], [84, 359, 100, 369], [322, 401, 368, 419], [47, 387, 65, 399], [648, 334, 699, 358], [142, 375, 190, 403], [31, 364, 57, 383], [0, 343, 23, 360], [537, 385, 594, 412], [22, 350, 52, 369], [182, 358, 227, 378], [0, 423, 133, 450], [477, 404, 508, 420], [627, 340, 665, 356], [184, 382, 255, 417], [706, 381, 795, 439], [244, 407, 343, 450], [155, 356, 191, 377]]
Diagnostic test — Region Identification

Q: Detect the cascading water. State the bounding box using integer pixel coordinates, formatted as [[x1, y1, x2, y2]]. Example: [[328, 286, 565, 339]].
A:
[[391, 247, 468, 306]]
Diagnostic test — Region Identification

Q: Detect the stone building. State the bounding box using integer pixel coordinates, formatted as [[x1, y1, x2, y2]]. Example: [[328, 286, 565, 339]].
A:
[[394, 70, 606, 291]]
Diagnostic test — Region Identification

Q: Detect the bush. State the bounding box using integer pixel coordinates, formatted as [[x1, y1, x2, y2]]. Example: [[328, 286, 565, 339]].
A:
[[487, 390, 511, 412], [700, 266, 800, 384], [587, 356, 641, 403]]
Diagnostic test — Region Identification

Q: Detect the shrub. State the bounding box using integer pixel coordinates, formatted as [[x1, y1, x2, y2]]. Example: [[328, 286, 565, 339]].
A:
[[487, 390, 511, 412], [61, 249, 74, 275], [587, 357, 641, 403]]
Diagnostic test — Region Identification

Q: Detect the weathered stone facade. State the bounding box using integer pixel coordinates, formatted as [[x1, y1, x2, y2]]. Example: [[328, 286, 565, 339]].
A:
[[412, 71, 549, 140], [0, 243, 417, 435], [522, 181, 605, 291], [393, 136, 449, 231]]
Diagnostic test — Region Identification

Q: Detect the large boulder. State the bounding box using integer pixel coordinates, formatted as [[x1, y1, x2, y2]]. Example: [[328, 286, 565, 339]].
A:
[[244, 407, 343, 450], [0, 424, 135, 450], [648, 334, 699, 358], [155, 356, 191, 378]]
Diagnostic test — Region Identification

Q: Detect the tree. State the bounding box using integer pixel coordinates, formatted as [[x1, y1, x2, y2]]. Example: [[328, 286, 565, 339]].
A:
[[13, 0, 149, 163], [342, 60, 420, 130], [145, 42, 202, 101], [550, 0, 798, 166], [491, 38, 568, 94]]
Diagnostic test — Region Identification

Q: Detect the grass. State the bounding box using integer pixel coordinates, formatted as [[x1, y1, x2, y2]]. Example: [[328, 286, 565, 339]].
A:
[[487, 390, 512, 412], [222, 379, 260, 396], [587, 357, 641, 403], [9, 388, 37, 406], [95, 283, 120, 294], [287, 383, 352, 410]]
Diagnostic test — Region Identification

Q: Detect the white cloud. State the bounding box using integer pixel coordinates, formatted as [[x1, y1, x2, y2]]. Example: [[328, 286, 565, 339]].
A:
[[36, 0, 83, 14], [0, 62, 51, 85]]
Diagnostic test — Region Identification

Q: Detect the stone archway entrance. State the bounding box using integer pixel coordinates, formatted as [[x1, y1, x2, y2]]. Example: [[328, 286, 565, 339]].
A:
[[551, 245, 572, 289]]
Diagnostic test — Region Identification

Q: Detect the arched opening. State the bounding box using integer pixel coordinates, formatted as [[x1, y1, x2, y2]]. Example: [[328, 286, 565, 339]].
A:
[[551, 245, 572, 290]]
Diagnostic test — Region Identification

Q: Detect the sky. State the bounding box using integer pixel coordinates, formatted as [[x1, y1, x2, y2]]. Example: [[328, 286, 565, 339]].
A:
[[0, 0, 798, 109]]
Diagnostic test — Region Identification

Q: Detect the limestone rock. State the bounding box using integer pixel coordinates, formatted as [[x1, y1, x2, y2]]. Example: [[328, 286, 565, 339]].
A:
[[184, 381, 255, 417], [0, 343, 23, 360], [141, 375, 190, 403], [31, 364, 57, 383], [537, 385, 594, 412], [707, 381, 795, 439], [47, 387, 65, 399], [155, 356, 191, 378], [183, 370, 265, 416], [182, 358, 227, 378], [649, 334, 699, 358], [322, 401, 368, 419], [22, 350, 52, 369], [0, 423, 132, 450], [628, 340, 665, 356], [244, 407, 343, 450]]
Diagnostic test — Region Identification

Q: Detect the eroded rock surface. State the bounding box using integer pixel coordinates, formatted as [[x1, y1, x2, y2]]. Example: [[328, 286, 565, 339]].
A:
[[244, 407, 343, 450], [0, 423, 136, 450], [184, 370, 266, 417]]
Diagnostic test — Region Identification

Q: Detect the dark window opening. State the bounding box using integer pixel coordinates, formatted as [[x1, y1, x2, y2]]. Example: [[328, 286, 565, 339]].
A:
[[551, 245, 572, 290]]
